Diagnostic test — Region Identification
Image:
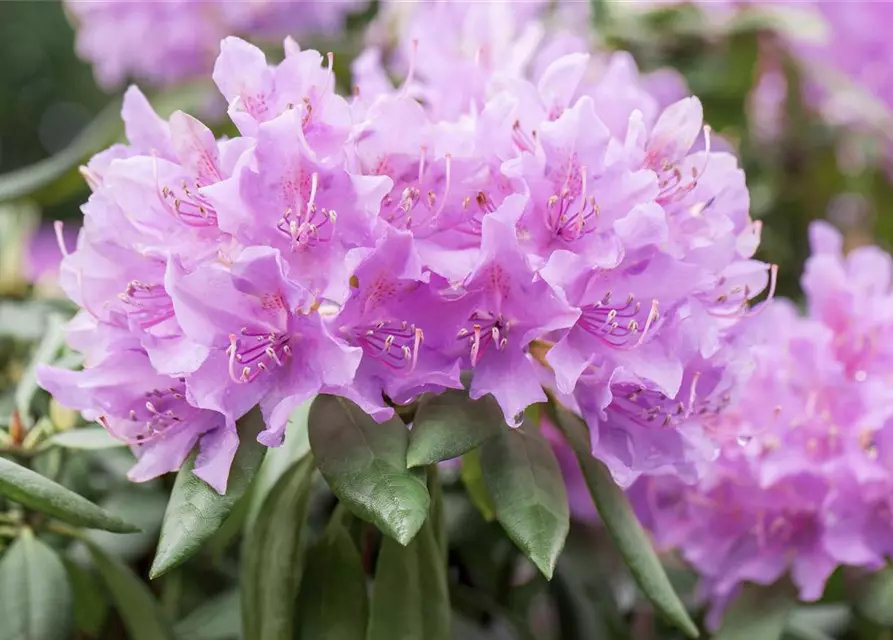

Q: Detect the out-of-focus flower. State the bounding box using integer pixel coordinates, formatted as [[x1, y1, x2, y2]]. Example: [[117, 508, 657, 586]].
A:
[[22, 222, 81, 293], [39, 1, 768, 493], [64, 0, 366, 89], [633, 0, 893, 145], [631, 221, 893, 629]]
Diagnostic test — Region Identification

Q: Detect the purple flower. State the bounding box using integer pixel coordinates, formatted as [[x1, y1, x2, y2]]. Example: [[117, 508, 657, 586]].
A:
[[330, 228, 464, 421], [22, 222, 80, 290], [37, 330, 236, 493], [65, 0, 366, 89], [212, 36, 351, 147], [40, 20, 768, 497], [168, 246, 361, 447], [450, 194, 579, 425], [630, 223, 893, 628]]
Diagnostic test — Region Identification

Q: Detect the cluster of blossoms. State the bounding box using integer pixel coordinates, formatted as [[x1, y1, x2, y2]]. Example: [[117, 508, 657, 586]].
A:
[[65, 0, 366, 88], [629, 221, 893, 628], [38, 1, 772, 494]]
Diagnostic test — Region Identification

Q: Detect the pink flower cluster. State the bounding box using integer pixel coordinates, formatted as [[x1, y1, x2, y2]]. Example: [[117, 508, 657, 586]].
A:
[[65, 0, 366, 88], [631, 221, 893, 628], [38, 5, 771, 493]]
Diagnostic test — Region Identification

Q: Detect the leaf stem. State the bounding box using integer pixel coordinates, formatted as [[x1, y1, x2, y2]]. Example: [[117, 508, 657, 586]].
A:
[[45, 521, 87, 541]]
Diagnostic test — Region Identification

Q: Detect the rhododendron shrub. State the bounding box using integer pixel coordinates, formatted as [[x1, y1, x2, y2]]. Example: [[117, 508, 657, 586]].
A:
[[9, 3, 784, 637], [630, 222, 893, 629], [38, 25, 771, 495]]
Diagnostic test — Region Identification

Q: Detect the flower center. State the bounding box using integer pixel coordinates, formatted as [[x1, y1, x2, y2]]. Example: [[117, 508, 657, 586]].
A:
[[457, 310, 511, 366], [349, 320, 423, 370], [381, 153, 452, 235], [276, 172, 337, 250], [160, 180, 219, 228], [119, 281, 176, 331], [98, 383, 189, 445], [610, 384, 690, 429], [227, 328, 292, 383], [578, 292, 659, 349], [512, 121, 536, 153], [648, 126, 712, 205]]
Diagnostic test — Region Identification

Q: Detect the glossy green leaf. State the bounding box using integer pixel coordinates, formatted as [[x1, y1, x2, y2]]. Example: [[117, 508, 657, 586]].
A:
[[479, 420, 569, 579], [295, 509, 369, 640], [552, 405, 699, 638], [460, 448, 496, 522], [367, 516, 450, 640], [241, 454, 315, 640], [309, 394, 429, 545], [175, 590, 240, 640], [0, 457, 139, 532], [48, 427, 125, 450], [0, 529, 73, 640], [88, 542, 176, 640], [150, 409, 266, 579], [406, 390, 503, 467], [714, 581, 796, 640]]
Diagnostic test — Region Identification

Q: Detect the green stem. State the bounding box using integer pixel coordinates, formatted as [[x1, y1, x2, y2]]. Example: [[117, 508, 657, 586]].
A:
[[0, 445, 49, 460], [45, 521, 87, 541]]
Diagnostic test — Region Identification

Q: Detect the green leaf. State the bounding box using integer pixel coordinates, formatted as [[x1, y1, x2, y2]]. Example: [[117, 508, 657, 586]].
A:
[[552, 405, 699, 638], [459, 448, 496, 522], [858, 564, 893, 626], [406, 390, 503, 467], [15, 313, 66, 428], [787, 605, 850, 640], [150, 409, 267, 579], [309, 394, 429, 545], [175, 590, 240, 640], [367, 517, 451, 640], [245, 400, 311, 530], [295, 509, 369, 640], [0, 457, 139, 532], [428, 466, 448, 565], [63, 559, 109, 637], [714, 581, 796, 640], [48, 427, 125, 450], [0, 529, 73, 640], [88, 542, 176, 640], [479, 420, 569, 579], [241, 454, 315, 640]]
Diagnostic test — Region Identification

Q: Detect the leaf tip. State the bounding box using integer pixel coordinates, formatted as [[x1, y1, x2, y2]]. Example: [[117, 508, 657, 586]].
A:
[[109, 521, 142, 534], [148, 552, 176, 580], [404, 438, 431, 469], [147, 564, 165, 581], [532, 556, 556, 581]]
